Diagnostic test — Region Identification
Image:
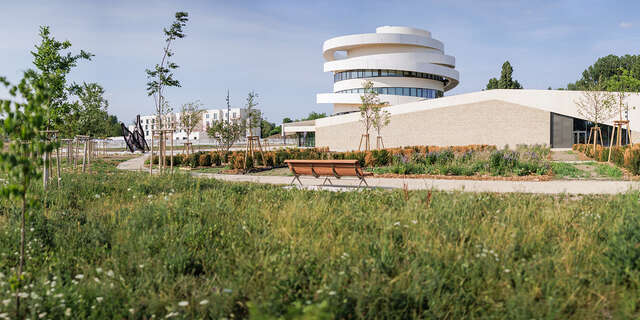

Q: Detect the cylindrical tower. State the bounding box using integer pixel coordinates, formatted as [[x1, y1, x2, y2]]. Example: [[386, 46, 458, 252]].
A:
[[317, 26, 459, 114]]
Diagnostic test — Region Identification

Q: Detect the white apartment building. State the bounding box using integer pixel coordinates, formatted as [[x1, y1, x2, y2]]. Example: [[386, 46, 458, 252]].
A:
[[131, 107, 257, 141]]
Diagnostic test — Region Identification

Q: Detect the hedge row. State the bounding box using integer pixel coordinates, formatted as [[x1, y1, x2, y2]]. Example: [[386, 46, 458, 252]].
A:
[[153, 145, 497, 170], [573, 144, 640, 174]]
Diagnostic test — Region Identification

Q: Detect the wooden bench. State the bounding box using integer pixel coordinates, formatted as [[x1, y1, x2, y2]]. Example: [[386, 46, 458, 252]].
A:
[[284, 159, 373, 187]]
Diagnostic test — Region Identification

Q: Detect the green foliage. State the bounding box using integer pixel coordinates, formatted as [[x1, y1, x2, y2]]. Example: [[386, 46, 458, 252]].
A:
[[486, 61, 523, 90], [72, 82, 111, 137], [2, 163, 640, 317], [375, 146, 550, 176], [550, 162, 589, 179], [0, 73, 57, 318], [207, 120, 244, 153], [26, 26, 93, 135], [568, 54, 640, 90]]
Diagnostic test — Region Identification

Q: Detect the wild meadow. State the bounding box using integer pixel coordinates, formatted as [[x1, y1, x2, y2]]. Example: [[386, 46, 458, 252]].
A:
[[0, 160, 639, 319]]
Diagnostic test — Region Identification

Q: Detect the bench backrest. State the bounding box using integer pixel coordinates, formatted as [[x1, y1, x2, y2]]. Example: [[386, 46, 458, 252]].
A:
[[284, 160, 365, 177]]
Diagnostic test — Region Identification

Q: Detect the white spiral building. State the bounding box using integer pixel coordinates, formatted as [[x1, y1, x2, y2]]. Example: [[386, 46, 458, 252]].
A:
[[317, 26, 459, 114]]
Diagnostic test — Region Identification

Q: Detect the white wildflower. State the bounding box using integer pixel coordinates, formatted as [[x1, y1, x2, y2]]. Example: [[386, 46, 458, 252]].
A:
[[65, 308, 71, 316], [18, 292, 28, 298], [393, 221, 400, 226], [75, 274, 84, 280], [504, 269, 511, 273], [165, 312, 179, 318], [1, 299, 10, 306], [328, 291, 336, 296], [94, 277, 101, 283], [223, 288, 232, 293], [199, 299, 209, 305], [54, 293, 63, 298], [139, 264, 144, 269], [96, 297, 103, 303], [178, 301, 189, 307], [411, 220, 417, 224], [38, 312, 47, 318], [30, 228, 35, 232], [94, 194, 100, 199], [129, 308, 135, 314], [106, 270, 114, 277], [96, 267, 103, 274]]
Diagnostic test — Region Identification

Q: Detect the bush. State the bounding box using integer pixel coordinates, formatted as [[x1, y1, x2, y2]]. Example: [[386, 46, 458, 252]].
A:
[[198, 153, 212, 167], [211, 152, 222, 166]]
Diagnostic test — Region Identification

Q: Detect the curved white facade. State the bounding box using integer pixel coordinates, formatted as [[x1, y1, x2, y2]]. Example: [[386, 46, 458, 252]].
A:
[[317, 26, 459, 114]]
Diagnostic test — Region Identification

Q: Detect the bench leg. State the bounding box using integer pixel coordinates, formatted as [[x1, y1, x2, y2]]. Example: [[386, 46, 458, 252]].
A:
[[358, 177, 369, 188], [290, 175, 303, 186], [322, 177, 333, 186]]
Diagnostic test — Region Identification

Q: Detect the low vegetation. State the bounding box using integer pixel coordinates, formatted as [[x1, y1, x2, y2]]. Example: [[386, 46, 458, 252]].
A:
[[153, 144, 551, 177], [573, 143, 640, 174], [1, 161, 640, 318]]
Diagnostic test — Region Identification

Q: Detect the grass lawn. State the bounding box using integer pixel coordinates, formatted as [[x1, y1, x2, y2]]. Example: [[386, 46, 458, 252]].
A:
[[1, 161, 640, 318], [551, 162, 624, 180]]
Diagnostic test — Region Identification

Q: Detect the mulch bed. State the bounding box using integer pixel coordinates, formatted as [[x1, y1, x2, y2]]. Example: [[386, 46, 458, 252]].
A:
[[372, 173, 554, 181]]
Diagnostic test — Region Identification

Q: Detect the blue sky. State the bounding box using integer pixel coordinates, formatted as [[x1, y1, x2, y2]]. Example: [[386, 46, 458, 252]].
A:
[[1, 0, 639, 124]]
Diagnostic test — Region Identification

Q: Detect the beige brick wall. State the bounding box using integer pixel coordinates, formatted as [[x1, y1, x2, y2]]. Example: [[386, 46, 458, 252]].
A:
[[316, 100, 551, 151]]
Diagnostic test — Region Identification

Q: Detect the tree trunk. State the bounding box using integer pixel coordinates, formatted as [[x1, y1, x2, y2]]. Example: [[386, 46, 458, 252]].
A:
[[16, 190, 26, 319]]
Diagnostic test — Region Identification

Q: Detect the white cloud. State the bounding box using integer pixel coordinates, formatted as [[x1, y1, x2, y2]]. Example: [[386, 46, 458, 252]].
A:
[[619, 22, 633, 28]]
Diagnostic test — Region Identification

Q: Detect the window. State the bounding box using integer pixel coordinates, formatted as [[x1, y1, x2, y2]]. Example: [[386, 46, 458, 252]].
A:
[[381, 70, 388, 76], [213, 113, 217, 120], [403, 88, 410, 96], [380, 88, 387, 95], [205, 114, 209, 119], [233, 112, 237, 118], [364, 70, 372, 77], [410, 88, 416, 96]]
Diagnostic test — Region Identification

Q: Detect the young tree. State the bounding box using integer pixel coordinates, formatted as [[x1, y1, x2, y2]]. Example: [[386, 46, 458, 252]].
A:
[[486, 61, 523, 90], [372, 103, 391, 149], [145, 11, 189, 130], [25, 26, 93, 135], [207, 121, 244, 153], [575, 83, 615, 152], [0, 75, 55, 318], [179, 100, 204, 155], [359, 81, 386, 151], [245, 91, 261, 137]]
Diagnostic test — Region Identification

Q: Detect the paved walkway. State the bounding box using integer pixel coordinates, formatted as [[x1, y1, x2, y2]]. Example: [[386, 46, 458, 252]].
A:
[[118, 155, 640, 194], [193, 173, 640, 195], [116, 153, 149, 171]]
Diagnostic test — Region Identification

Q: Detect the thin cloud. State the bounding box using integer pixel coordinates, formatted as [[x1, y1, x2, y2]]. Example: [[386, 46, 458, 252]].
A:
[[619, 22, 633, 28]]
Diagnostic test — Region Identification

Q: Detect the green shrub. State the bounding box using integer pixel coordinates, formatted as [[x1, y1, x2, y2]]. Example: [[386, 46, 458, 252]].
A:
[[211, 152, 222, 166], [199, 153, 212, 167]]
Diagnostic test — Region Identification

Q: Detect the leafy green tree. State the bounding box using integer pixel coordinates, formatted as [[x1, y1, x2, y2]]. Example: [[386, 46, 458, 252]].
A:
[[260, 119, 277, 138], [486, 61, 523, 90], [207, 120, 244, 153], [605, 68, 640, 121], [25, 26, 93, 135], [282, 117, 293, 123], [302, 111, 327, 121], [0, 75, 55, 318], [145, 12, 189, 130], [568, 54, 640, 90], [73, 83, 109, 137]]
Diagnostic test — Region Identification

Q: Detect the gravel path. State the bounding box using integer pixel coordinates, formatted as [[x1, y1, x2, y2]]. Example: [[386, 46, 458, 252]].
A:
[[193, 173, 640, 195], [116, 153, 149, 171], [118, 155, 640, 194]]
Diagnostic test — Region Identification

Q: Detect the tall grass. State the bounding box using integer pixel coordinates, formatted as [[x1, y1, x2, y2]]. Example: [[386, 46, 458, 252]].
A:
[[0, 161, 639, 318]]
